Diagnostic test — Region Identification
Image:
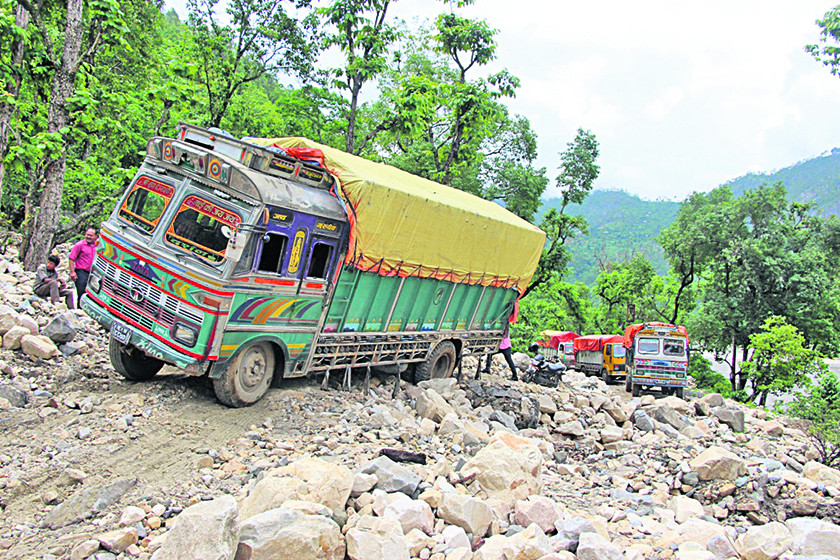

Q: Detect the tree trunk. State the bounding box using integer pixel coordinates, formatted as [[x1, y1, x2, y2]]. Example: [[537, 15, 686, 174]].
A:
[[0, 5, 30, 207], [23, 0, 84, 271], [729, 335, 738, 391]]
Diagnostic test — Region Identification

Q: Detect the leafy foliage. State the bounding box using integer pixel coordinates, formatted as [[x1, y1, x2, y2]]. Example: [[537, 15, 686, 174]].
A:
[[788, 370, 840, 467], [687, 353, 732, 397], [806, 5, 840, 79]]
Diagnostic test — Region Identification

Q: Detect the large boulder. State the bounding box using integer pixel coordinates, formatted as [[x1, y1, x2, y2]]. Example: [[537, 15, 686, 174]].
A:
[[633, 409, 655, 432], [473, 524, 553, 560], [513, 495, 562, 534], [734, 522, 793, 560], [42, 313, 78, 343], [785, 517, 840, 556], [414, 389, 455, 423], [670, 495, 705, 523], [601, 399, 630, 423], [239, 458, 353, 518], [576, 531, 623, 560], [345, 515, 409, 560], [463, 432, 542, 512], [0, 307, 19, 335], [151, 495, 239, 560], [2, 325, 29, 350], [648, 403, 689, 430], [42, 478, 137, 529], [689, 446, 747, 481], [713, 406, 745, 433], [236, 508, 344, 560], [359, 456, 421, 495], [802, 461, 840, 489], [383, 493, 434, 535], [437, 492, 494, 537], [20, 334, 60, 359]]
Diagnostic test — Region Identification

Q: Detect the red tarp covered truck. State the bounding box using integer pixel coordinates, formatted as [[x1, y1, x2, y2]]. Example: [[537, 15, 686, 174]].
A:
[[536, 330, 579, 368], [623, 322, 689, 398], [572, 334, 626, 383]]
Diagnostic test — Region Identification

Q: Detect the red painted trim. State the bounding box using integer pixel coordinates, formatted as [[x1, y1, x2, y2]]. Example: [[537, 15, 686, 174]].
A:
[[88, 292, 218, 361], [254, 278, 296, 286], [98, 252, 222, 316], [304, 282, 324, 289], [102, 233, 234, 297]]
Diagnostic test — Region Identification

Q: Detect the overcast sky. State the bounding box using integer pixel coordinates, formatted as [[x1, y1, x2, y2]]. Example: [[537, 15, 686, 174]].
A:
[[166, 1, 840, 201]]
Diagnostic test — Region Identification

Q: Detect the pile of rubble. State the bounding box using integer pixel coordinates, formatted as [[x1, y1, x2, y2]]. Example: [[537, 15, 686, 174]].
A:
[[0, 240, 838, 560]]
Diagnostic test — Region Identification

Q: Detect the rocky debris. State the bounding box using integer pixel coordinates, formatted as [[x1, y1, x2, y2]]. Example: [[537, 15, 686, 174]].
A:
[[0, 240, 839, 560], [42, 312, 78, 343]]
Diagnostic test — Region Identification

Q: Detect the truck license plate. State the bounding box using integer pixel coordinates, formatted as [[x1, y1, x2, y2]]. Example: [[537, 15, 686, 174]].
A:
[[111, 321, 131, 344]]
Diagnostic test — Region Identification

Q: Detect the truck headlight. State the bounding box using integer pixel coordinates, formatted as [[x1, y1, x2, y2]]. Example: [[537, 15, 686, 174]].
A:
[[171, 323, 198, 347], [88, 272, 102, 293]]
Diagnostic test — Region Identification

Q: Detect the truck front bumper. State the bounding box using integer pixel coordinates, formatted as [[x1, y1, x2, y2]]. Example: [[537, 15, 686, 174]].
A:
[[82, 294, 201, 370], [633, 375, 686, 388]]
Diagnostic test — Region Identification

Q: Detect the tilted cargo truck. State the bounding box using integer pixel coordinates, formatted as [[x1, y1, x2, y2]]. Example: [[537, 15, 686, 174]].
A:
[[536, 330, 579, 369], [81, 123, 546, 406], [623, 322, 689, 398], [572, 334, 626, 383]]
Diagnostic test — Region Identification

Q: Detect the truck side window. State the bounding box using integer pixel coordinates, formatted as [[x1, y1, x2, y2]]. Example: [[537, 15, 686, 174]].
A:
[[119, 176, 174, 233], [307, 242, 333, 279], [257, 233, 289, 274]]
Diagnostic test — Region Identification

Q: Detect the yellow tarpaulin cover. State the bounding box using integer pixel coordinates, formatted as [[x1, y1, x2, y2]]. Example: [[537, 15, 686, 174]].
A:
[[248, 137, 546, 294]]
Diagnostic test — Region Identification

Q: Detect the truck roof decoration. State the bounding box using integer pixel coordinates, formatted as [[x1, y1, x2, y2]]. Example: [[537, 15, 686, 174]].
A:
[[537, 330, 580, 348], [573, 334, 623, 352], [244, 137, 546, 294], [623, 322, 688, 348]]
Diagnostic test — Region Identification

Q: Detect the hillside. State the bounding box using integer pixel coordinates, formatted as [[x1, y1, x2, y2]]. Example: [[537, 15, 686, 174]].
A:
[[544, 148, 840, 285], [539, 190, 680, 285], [727, 148, 840, 215]]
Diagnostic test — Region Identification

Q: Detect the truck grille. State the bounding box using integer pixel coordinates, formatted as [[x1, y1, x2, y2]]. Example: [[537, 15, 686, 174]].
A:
[[96, 255, 203, 327]]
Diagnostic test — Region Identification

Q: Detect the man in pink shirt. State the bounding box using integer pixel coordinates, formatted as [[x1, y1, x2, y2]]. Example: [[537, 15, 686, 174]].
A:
[[69, 228, 97, 302], [482, 322, 518, 381]]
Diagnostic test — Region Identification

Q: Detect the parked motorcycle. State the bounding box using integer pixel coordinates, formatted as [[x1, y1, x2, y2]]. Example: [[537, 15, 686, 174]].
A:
[[523, 342, 566, 387]]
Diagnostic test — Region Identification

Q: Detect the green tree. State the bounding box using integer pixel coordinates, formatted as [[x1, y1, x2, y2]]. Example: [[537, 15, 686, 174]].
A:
[[512, 278, 592, 349], [522, 128, 599, 298], [740, 316, 827, 405], [788, 371, 840, 467], [186, 0, 318, 128], [806, 5, 840, 76]]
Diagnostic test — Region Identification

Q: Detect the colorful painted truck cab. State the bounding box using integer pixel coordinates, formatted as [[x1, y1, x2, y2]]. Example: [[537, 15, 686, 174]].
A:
[[572, 334, 626, 384], [536, 330, 579, 369], [82, 123, 546, 406], [622, 322, 689, 398]]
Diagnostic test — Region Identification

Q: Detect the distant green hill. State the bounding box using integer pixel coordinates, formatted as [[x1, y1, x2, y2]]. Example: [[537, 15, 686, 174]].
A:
[[539, 190, 680, 285], [538, 148, 840, 285], [727, 148, 840, 215]]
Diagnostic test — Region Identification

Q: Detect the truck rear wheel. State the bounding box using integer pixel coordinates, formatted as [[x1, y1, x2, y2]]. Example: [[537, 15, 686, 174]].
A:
[[625, 373, 632, 392], [213, 341, 275, 407], [109, 336, 164, 381], [673, 387, 684, 399], [631, 381, 641, 397], [415, 341, 457, 382]]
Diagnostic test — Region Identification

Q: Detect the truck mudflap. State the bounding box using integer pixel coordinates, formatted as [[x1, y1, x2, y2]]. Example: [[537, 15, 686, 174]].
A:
[[633, 375, 686, 387], [82, 295, 203, 371]]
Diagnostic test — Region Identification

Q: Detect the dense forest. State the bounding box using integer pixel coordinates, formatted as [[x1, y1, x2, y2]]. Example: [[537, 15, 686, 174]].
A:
[[3, 0, 840, 431]]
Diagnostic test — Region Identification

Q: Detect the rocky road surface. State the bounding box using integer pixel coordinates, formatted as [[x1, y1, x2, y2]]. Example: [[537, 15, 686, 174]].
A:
[[1, 241, 839, 560]]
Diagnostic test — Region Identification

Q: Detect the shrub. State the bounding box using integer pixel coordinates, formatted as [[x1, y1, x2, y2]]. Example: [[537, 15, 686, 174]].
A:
[[787, 371, 840, 468], [688, 353, 731, 396]]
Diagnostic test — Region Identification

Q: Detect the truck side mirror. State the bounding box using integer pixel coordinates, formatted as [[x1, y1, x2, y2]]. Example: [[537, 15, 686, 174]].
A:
[[224, 230, 247, 262]]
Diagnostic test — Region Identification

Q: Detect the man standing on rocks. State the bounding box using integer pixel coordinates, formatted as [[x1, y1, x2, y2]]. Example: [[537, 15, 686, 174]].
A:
[[69, 228, 97, 302], [34, 255, 75, 308]]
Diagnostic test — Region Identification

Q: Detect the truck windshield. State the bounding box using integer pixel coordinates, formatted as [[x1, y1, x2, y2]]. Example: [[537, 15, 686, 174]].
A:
[[165, 195, 242, 264], [612, 344, 626, 358], [663, 338, 686, 357], [564, 342, 574, 355], [637, 337, 659, 354], [118, 176, 175, 233]]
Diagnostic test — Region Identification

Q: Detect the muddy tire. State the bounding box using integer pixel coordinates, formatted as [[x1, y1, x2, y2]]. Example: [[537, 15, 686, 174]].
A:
[[109, 336, 163, 381], [625, 373, 632, 393], [674, 387, 685, 399], [414, 341, 457, 383], [631, 380, 641, 397], [600, 367, 610, 384], [213, 341, 275, 407]]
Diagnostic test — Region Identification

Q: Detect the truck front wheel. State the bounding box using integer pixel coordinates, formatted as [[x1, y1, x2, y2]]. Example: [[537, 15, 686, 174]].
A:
[[600, 368, 610, 384], [631, 381, 641, 397], [109, 336, 164, 381], [625, 373, 632, 393], [213, 341, 275, 407], [415, 341, 457, 382]]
